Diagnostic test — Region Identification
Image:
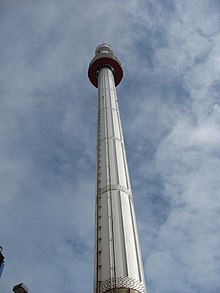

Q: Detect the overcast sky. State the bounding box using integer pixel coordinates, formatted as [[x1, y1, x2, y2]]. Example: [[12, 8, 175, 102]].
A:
[[0, 1, 220, 293]]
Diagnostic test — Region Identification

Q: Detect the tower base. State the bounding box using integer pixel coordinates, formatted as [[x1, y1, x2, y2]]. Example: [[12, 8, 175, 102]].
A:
[[105, 289, 141, 293]]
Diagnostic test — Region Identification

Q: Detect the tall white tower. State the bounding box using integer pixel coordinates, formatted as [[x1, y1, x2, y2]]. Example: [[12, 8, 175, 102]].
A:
[[88, 44, 147, 293]]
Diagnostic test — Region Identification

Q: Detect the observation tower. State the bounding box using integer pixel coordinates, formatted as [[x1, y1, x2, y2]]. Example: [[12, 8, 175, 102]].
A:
[[88, 44, 147, 293]]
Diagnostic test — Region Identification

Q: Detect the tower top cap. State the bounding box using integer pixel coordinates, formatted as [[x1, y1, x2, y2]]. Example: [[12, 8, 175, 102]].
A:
[[95, 43, 114, 56], [89, 44, 123, 87]]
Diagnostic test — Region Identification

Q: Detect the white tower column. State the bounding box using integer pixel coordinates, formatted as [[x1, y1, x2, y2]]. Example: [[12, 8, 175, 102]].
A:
[[89, 44, 147, 293]]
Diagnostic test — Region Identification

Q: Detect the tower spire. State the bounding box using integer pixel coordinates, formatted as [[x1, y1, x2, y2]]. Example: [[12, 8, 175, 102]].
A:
[[88, 44, 147, 293]]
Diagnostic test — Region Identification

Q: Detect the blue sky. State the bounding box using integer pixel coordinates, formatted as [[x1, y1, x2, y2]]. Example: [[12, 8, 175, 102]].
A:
[[0, 1, 220, 292]]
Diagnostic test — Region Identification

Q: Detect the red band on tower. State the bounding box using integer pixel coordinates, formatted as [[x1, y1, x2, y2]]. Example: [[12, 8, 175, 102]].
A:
[[88, 53, 123, 88]]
